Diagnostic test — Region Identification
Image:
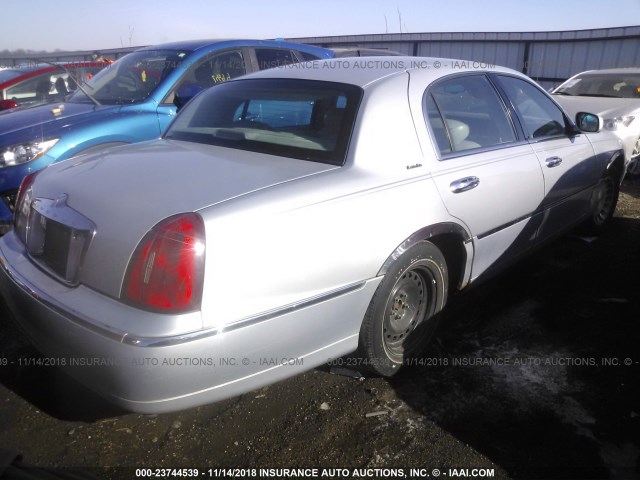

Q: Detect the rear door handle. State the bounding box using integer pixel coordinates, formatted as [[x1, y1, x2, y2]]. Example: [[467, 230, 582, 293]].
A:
[[450, 176, 480, 193], [545, 156, 563, 168]]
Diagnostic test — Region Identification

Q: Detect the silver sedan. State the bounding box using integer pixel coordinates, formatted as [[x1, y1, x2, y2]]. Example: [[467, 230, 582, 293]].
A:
[[0, 57, 624, 413]]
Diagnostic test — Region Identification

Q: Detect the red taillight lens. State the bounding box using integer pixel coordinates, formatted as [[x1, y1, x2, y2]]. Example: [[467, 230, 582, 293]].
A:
[[122, 213, 206, 313]]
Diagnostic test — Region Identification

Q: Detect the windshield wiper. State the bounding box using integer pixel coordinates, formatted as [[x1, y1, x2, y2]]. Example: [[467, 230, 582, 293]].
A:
[[35, 58, 101, 106], [553, 91, 574, 96]]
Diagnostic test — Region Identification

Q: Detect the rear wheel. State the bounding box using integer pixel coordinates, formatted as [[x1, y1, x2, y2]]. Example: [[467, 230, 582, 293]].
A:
[[359, 241, 448, 376]]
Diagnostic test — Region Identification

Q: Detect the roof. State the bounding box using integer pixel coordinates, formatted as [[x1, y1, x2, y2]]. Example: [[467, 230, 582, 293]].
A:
[[240, 56, 519, 88], [135, 39, 332, 57], [288, 26, 640, 44], [330, 47, 404, 57]]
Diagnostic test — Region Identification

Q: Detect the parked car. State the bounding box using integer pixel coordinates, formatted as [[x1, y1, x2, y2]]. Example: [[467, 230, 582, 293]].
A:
[[0, 39, 334, 233], [552, 68, 640, 177], [0, 61, 109, 111], [0, 57, 624, 413]]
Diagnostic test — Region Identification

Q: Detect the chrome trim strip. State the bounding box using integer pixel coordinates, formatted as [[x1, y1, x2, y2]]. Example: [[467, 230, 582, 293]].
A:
[[436, 139, 531, 161], [476, 181, 600, 241], [0, 249, 366, 349], [476, 212, 535, 240], [123, 281, 367, 347]]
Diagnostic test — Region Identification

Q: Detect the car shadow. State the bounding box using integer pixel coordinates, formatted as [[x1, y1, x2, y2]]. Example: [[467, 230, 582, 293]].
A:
[[0, 304, 127, 421], [389, 216, 640, 479]]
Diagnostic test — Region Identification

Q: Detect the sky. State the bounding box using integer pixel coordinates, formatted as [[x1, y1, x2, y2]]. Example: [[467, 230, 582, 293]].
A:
[[2, 0, 640, 52]]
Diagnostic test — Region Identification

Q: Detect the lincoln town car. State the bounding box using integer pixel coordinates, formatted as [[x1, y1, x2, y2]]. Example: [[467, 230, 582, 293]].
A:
[[0, 58, 624, 413]]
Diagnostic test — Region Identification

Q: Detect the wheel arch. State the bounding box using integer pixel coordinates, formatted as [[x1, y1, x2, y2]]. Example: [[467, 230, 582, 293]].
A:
[[605, 149, 626, 184], [377, 222, 474, 291]]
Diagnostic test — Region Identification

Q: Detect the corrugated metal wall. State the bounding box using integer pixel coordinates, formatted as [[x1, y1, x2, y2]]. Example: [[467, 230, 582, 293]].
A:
[[290, 26, 640, 89], [2, 27, 638, 89]]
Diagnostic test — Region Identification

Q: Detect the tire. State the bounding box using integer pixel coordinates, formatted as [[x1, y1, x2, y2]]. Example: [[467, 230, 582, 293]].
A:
[[359, 241, 448, 377], [584, 173, 619, 233]]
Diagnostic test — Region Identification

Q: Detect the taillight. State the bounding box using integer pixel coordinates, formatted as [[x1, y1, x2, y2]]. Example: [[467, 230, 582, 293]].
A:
[[122, 213, 206, 313], [14, 170, 40, 243]]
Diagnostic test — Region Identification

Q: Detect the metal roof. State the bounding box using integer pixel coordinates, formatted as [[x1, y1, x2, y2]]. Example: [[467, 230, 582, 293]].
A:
[[288, 26, 640, 44]]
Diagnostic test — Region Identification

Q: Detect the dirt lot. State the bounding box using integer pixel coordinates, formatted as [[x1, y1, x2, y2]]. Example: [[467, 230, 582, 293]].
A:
[[0, 179, 639, 480]]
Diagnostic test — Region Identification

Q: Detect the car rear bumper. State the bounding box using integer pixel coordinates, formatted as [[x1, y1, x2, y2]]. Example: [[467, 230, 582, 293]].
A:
[[0, 232, 379, 413]]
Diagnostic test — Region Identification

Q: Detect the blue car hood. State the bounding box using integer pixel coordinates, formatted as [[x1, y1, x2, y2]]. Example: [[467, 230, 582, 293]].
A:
[[0, 102, 120, 143]]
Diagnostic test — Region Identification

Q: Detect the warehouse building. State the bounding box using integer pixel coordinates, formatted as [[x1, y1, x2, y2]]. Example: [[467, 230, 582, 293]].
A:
[[290, 25, 640, 88]]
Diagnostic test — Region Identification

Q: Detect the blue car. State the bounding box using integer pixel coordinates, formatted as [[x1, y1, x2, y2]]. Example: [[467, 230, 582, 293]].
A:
[[0, 39, 333, 232]]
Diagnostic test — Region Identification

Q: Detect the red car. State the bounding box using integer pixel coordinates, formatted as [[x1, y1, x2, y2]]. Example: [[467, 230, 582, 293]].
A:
[[0, 61, 109, 111]]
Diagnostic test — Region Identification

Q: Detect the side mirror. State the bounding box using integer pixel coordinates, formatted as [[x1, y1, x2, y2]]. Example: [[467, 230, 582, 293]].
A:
[[575, 112, 601, 133], [0, 99, 19, 111]]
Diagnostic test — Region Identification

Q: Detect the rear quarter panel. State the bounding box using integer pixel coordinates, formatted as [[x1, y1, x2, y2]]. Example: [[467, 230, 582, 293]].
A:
[[197, 74, 457, 332]]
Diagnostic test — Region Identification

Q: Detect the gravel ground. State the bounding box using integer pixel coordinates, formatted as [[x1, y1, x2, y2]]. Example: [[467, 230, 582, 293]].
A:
[[0, 179, 639, 480]]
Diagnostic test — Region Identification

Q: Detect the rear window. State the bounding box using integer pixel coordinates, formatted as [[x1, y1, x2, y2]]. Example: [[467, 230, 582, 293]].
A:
[[165, 78, 362, 166]]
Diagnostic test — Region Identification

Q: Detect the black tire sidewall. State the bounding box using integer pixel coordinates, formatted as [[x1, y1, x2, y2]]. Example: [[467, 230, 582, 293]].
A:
[[586, 174, 619, 233], [359, 241, 448, 376]]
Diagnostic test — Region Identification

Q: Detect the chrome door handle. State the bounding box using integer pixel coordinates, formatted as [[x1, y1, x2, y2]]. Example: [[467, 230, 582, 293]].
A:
[[450, 176, 480, 193], [545, 156, 563, 168]]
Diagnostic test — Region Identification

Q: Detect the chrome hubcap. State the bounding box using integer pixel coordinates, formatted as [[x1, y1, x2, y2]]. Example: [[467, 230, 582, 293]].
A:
[[383, 268, 431, 359]]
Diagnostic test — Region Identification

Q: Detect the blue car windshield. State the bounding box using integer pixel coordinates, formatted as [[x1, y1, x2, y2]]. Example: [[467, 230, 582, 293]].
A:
[[67, 49, 192, 105], [165, 78, 363, 166]]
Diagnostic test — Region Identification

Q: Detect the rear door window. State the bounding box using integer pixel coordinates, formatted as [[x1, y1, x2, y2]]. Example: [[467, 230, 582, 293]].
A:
[[166, 50, 246, 105], [425, 75, 517, 156], [296, 51, 323, 62], [255, 49, 297, 70]]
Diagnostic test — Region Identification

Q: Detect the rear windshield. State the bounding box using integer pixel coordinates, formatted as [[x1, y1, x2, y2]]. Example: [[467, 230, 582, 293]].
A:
[[164, 78, 362, 166]]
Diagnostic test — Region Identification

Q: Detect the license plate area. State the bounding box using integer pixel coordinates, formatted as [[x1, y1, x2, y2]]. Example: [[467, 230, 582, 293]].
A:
[[26, 195, 95, 285]]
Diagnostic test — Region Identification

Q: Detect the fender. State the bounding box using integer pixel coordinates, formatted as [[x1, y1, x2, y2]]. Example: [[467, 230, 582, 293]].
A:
[[377, 222, 474, 289], [603, 149, 626, 184]]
